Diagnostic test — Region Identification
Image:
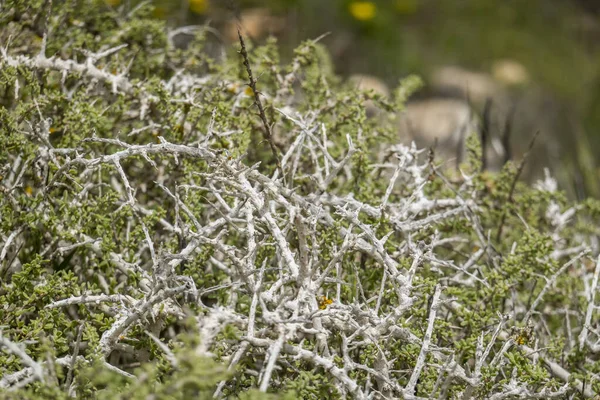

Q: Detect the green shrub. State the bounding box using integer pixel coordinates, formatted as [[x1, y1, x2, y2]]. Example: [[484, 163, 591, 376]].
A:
[[1, 1, 599, 399]]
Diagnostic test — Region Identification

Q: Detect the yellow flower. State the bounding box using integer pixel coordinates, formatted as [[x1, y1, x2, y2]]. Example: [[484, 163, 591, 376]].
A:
[[189, 0, 208, 15], [244, 86, 254, 96], [511, 324, 534, 346], [105, 0, 120, 6], [318, 296, 333, 310], [25, 186, 33, 197], [349, 1, 376, 21]]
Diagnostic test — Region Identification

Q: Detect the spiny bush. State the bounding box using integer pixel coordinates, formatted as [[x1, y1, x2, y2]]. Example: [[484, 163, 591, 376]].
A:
[[1, 1, 600, 399]]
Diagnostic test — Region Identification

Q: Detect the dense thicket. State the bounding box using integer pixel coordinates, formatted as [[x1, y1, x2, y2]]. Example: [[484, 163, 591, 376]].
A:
[[1, 1, 600, 399]]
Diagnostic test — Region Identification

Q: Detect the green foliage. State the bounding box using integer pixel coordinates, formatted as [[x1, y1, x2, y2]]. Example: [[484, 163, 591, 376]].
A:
[[0, 1, 599, 399], [1, 350, 229, 400]]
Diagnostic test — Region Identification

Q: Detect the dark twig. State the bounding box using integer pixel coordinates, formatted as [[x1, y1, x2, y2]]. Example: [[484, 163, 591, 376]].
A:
[[237, 28, 285, 182], [480, 98, 492, 171], [428, 138, 438, 165], [502, 103, 516, 165], [495, 131, 540, 242]]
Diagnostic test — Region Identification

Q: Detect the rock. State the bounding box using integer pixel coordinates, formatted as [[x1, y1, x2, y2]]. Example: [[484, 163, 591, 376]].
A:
[[399, 98, 474, 148], [348, 74, 390, 98], [431, 66, 504, 106], [398, 98, 506, 169], [492, 59, 529, 86], [223, 8, 286, 42]]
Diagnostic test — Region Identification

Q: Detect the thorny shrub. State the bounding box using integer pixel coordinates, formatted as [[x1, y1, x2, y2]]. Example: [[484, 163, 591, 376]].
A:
[[1, 1, 600, 399]]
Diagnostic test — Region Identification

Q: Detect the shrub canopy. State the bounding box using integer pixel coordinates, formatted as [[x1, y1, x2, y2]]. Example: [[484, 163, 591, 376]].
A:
[[1, 1, 600, 399]]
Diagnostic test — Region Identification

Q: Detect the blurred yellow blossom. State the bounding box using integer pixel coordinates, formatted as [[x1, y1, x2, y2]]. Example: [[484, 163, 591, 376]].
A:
[[25, 186, 33, 196], [105, 0, 120, 6], [189, 0, 208, 15], [349, 1, 376, 21], [244, 86, 254, 96]]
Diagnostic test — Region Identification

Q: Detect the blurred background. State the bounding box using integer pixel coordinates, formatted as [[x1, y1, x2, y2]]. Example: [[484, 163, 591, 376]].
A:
[[111, 0, 600, 198]]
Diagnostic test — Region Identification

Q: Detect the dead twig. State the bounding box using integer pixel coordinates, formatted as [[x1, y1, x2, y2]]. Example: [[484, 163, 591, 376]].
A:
[[480, 98, 492, 171], [495, 130, 540, 242], [237, 28, 285, 183], [502, 103, 516, 165]]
